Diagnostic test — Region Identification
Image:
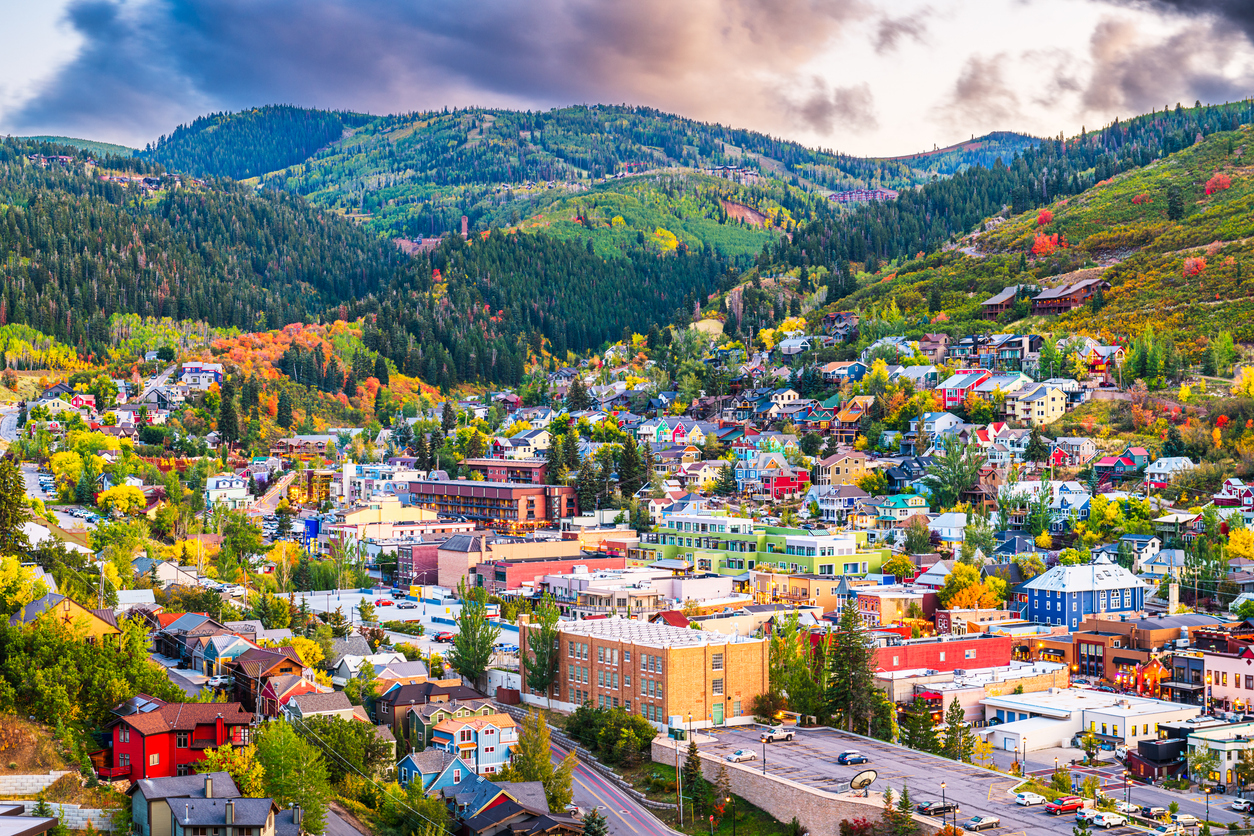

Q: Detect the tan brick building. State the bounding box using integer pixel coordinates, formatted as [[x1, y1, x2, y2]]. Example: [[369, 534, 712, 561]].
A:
[[519, 616, 768, 729]]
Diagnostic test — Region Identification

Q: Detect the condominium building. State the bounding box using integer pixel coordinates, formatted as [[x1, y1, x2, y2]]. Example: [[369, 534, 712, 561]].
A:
[[406, 479, 577, 530], [518, 616, 768, 729]]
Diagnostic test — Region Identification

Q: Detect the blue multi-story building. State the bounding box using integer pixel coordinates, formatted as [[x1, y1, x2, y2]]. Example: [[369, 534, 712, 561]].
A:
[[1022, 556, 1147, 630], [431, 712, 517, 776]]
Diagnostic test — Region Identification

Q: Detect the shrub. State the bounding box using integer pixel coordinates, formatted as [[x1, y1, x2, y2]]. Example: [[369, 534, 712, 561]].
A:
[[1037, 209, 1054, 226], [1184, 257, 1207, 278], [1205, 173, 1232, 195]]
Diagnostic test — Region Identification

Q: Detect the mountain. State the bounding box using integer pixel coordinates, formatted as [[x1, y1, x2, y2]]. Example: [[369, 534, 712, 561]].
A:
[[882, 131, 1040, 176], [20, 136, 135, 158]]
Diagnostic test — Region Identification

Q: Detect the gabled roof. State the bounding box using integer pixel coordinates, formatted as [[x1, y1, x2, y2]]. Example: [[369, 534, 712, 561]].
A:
[[129, 772, 240, 801], [1023, 560, 1146, 593], [115, 702, 253, 735], [290, 691, 353, 715]]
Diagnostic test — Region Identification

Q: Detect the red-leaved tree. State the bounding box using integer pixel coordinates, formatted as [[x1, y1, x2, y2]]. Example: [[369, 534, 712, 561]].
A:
[[1183, 257, 1207, 278], [1132, 193, 1151, 205], [1205, 173, 1232, 195], [1037, 208, 1054, 226]]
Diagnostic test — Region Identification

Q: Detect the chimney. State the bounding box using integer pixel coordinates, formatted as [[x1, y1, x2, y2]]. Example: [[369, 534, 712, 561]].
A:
[[205, 775, 213, 799], [225, 801, 234, 825], [292, 806, 302, 826]]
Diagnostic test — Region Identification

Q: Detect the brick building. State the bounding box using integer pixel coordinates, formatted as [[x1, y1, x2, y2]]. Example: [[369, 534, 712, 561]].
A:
[[460, 459, 548, 485], [519, 616, 768, 730], [873, 634, 1012, 673], [479, 555, 629, 595], [406, 480, 577, 530]]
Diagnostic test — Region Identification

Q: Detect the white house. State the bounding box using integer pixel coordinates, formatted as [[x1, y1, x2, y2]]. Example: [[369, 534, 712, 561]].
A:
[[1145, 456, 1197, 488], [204, 473, 250, 510], [928, 512, 968, 544], [178, 362, 224, 390]]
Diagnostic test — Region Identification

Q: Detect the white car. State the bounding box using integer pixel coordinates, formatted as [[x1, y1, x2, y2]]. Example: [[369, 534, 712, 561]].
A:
[[1171, 814, 1199, 827], [1114, 802, 1139, 815], [1091, 813, 1126, 829], [1016, 792, 1047, 806], [1233, 798, 1254, 813], [206, 675, 233, 688], [726, 749, 756, 763]]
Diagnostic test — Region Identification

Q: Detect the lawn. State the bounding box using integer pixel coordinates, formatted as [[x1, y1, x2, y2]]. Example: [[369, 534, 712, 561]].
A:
[[621, 762, 794, 836]]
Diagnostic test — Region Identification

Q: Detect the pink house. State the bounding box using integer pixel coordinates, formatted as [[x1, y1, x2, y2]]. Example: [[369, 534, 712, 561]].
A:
[[938, 369, 992, 410]]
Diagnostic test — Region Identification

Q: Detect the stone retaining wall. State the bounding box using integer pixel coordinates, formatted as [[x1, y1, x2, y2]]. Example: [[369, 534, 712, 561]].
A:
[[13, 800, 116, 831], [652, 738, 938, 836], [0, 772, 72, 796]]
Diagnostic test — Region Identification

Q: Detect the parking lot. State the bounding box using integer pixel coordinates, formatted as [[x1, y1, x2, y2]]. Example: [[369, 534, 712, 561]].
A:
[[703, 726, 1144, 835]]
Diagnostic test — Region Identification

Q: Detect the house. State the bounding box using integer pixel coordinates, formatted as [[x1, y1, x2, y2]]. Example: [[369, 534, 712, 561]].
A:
[[9, 594, 120, 644], [431, 713, 517, 776], [778, 337, 811, 357], [1093, 446, 1150, 483], [400, 699, 497, 752], [815, 452, 869, 487], [980, 285, 1033, 320], [1003, 383, 1067, 426], [228, 647, 308, 712], [928, 512, 968, 545], [103, 702, 253, 782], [178, 362, 224, 390], [1022, 556, 1146, 629], [331, 651, 406, 687], [893, 365, 939, 389], [204, 474, 250, 510], [1050, 437, 1097, 467], [397, 750, 472, 793], [376, 681, 488, 749], [1032, 277, 1111, 315], [823, 312, 860, 340], [128, 772, 241, 836], [820, 361, 867, 384], [833, 396, 876, 443], [814, 484, 870, 524], [917, 334, 949, 364], [938, 369, 992, 410], [257, 675, 326, 720], [1144, 457, 1197, 489], [169, 797, 283, 836], [284, 691, 361, 722]]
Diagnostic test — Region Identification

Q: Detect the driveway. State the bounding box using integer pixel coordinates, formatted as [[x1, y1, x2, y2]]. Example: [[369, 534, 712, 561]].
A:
[[149, 653, 205, 698]]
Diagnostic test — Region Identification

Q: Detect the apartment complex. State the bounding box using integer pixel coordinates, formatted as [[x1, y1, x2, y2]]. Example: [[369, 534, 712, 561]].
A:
[[633, 510, 887, 578], [519, 616, 768, 729], [406, 480, 577, 530]]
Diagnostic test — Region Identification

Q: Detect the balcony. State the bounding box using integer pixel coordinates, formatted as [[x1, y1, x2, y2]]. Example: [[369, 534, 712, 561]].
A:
[[97, 765, 131, 779]]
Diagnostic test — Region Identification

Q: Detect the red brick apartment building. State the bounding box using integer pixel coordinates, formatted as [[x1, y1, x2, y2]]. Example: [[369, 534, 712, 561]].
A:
[[407, 480, 577, 530], [460, 459, 548, 485], [874, 634, 1012, 673]]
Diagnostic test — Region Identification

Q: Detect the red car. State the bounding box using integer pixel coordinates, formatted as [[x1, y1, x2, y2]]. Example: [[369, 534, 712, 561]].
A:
[[1046, 797, 1085, 815], [433, 631, 455, 643], [375, 599, 394, 606]]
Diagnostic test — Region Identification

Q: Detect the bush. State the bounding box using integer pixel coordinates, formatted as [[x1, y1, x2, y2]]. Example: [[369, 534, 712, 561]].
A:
[[565, 704, 657, 765]]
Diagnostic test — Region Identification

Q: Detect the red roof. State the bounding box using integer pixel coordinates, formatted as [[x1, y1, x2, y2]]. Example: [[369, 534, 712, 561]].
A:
[[652, 611, 690, 628]]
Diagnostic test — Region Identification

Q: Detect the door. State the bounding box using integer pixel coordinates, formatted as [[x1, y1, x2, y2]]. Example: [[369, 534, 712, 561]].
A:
[[712, 703, 724, 725], [1003, 737, 1015, 751]]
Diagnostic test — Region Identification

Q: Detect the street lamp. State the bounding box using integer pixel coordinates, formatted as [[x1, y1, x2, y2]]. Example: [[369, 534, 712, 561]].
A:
[[941, 782, 947, 830], [1204, 786, 1211, 826], [1124, 770, 1131, 811], [727, 796, 736, 836]]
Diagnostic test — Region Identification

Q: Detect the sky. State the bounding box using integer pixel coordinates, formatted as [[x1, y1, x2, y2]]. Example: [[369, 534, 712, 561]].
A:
[[2, 0, 1254, 156]]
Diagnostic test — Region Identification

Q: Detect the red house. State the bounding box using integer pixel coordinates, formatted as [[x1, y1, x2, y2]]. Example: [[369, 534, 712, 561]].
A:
[[873, 635, 1012, 673], [761, 466, 810, 500], [101, 701, 253, 781]]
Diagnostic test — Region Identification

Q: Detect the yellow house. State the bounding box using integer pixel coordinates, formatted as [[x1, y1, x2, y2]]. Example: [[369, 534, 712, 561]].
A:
[[10, 593, 121, 644], [817, 452, 869, 487], [1004, 384, 1067, 426]]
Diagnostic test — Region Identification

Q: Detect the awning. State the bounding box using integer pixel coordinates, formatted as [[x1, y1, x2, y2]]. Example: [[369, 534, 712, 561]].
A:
[[917, 690, 943, 700], [1161, 681, 1203, 690], [1113, 657, 1143, 666], [1039, 648, 1065, 657]]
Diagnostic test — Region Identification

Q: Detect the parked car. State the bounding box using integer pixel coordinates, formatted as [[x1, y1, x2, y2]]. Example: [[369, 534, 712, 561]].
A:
[[398, 602, 417, 609], [1141, 805, 1168, 819], [206, 675, 233, 688], [761, 727, 795, 743], [1115, 745, 1128, 759], [960, 816, 1000, 831], [1015, 792, 1046, 807], [836, 750, 869, 764], [916, 801, 960, 817], [1075, 809, 1100, 823], [1151, 825, 1184, 836], [376, 600, 395, 607], [1114, 801, 1139, 814], [1212, 783, 1228, 794], [1171, 814, 1199, 827], [726, 749, 756, 763], [433, 631, 455, 643], [391, 588, 407, 598], [1233, 798, 1254, 813], [1091, 813, 1126, 829], [1045, 796, 1085, 815]]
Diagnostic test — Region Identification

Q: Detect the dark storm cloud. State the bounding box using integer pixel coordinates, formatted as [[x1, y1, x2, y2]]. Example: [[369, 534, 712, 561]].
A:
[[1113, 0, 1254, 41], [789, 79, 877, 133], [873, 11, 929, 54], [9, 0, 868, 144], [1080, 17, 1252, 114]]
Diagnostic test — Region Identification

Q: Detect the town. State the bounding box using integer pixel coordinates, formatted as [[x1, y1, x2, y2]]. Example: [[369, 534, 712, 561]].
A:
[[0, 304, 1247, 836]]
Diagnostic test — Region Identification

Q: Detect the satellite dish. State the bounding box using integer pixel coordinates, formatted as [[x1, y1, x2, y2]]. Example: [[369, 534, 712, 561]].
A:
[[850, 770, 878, 791]]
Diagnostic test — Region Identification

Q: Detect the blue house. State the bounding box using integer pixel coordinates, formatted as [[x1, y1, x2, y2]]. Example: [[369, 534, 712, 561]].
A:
[[1022, 556, 1147, 630], [398, 750, 472, 792], [432, 712, 517, 776]]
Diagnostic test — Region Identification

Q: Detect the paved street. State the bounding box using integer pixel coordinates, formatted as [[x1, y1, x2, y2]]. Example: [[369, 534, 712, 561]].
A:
[[139, 363, 178, 402], [552, 741, 681, 836], [0, 406, 17, 442], [20, 462, 98, 533]]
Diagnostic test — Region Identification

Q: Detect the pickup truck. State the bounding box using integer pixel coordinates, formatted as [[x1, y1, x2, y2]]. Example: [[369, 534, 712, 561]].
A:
[[1045, 796, 1086, 815], [760, 727, 795, 743]]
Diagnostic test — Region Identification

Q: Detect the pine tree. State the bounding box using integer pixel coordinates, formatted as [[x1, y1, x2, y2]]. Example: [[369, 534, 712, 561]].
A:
[[641, 441, 656, 491], [441, 401, 457, 434], [682, 738, 705, 816], [619, 435, 642, 498], [715, 464, 737, 496], [576, 457, 597, 512], [0, 461, 30, 557], [893, 784, 918, 836], [545, 440, 565, 485], [941, 697, 972, 763], [582, 810, 609, 836], [1163, 426, 1185, 458], [1025, 425, 1049, 463], [276, 389, 293, 429], [374, 355, 389, 386], [825, 601, 877, 733], [563, 430, 580, 471], [415, 432, 430, 470], [218, 379, 239, 443], [900, 699, 941, 754], [566, 377, 591, 410]]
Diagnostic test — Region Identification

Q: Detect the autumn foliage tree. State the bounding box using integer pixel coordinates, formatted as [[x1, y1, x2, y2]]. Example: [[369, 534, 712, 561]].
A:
[[1183, 257, 1207, 278], [1131, 193, 1151, 205], [1205, 173, 1232, 195], [1037, 208, 1053, 226], [1031, 232, 1065, 256]]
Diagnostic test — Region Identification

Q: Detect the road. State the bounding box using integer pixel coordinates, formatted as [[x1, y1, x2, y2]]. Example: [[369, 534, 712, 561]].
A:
[[139, 363, 178, 402], [552, 741, 681, 836], [250, 471, 298, 515], [701, 725, 1209, 835], [149, 652, 205, 697], [20, 463, 98, 533], [0, 406, 17, 442]]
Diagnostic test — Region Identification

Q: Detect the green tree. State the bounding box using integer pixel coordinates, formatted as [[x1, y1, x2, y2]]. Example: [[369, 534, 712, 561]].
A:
[[218, 378, 239, 444], [582, 810, 609, 836], [254, 722, 331, 835], [524, 596, 561, 706], [941, 697, 973, 763], [1167, 185, 1185, 221], [496, 708, 577, 812], [961, 513, 996, 564], [0, 461, 31, 557], [1025, 425, 1049, 464], [919, 444, 986, 511], [448, 579, 501, 690], [903, 516, 932, 554], [576, 457, 598, 511], [682, 737, 706, 817], [441, 401, 457, 435], [714, 464, 738, 496], [825, 602, 877, 733], [1189, 741, 1220, 786], [276, 390, 293, 430], [619, 435, 642, 498], [883, 553, 915, 581], [899, 699, 940, 754]]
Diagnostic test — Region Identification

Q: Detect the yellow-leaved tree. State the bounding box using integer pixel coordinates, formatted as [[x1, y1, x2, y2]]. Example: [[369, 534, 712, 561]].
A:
[[96, 485, 147, 516]]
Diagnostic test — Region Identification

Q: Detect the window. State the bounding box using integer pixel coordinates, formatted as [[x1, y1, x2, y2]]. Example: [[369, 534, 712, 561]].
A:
[[712, 653, 724, 671], [118, 754, 130, 769], [598, 671, 605, 687], [965, 649, 976, 660], [1224, 672, 1230, 686], [625, 700, 631, 711], [176, 764, 192, 777], [568, 641, 574, 658], [625, 676, 631, 688], [453, 769, 462, 783], [612, 673, 619, 689], [176, 731, 189, 748], [460, 729, 473, 742], [624, 651, 631, 664], [149, 753, 160, 766], [939, 652, 946, 662], [642, 654, 648, 671], [733, 701, 742, 717], [892, 656, 899, 666], [119, 727, 130, 743], [712, 678, 724, 696], [401, 768, 409, 784]]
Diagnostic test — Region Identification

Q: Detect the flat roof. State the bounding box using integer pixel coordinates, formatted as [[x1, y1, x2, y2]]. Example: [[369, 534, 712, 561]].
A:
[[983, 689, 1200, 719], [555, 616, 763, 648]]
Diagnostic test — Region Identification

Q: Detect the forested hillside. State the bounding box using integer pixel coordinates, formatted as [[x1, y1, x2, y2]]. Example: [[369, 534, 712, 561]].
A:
[[144, 105, 372, 181]]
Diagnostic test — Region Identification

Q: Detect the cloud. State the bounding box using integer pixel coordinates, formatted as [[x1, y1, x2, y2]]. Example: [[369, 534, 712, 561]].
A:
[[1110, 0, 1254, 42], [1079, 15, 1254, 115], [873, 11, 929, 54], [932, 54, 1021, 131], [788, 78, 877, 133], [7, 0, 870, 145]]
